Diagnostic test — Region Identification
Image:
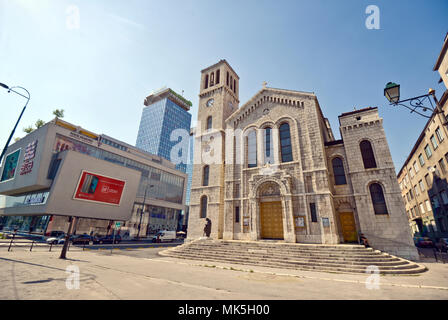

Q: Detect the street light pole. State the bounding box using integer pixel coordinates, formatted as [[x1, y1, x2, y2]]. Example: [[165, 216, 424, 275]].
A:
[[137, 184, 154, 240], [0, 83, 31, 166]]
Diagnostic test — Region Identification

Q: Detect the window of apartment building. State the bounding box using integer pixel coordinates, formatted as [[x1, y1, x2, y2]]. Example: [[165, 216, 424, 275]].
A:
[[419, 180, 425, 193], [406, 191, 411, 202], [431, 135, 439, 150], [409, 189, 414, 199], [414, 185, 420, 196], [409, 167, 415, 178], [414, 205, 420, 215], [438, 217, 447, 233], [431, 196, 440, 209], [420, 203, 425, 214], [418, 154, 425, 166], [436, 127, 444, 143], [410, 207, 415, 218], [425, 199, 432, 212], [441, 191, 448, 205], [425, 174, 432, 188], [425, 144, 433, 159], [439, 158, 447, 174], [413, 161, 420, 173], [235, 206, 240, 223]]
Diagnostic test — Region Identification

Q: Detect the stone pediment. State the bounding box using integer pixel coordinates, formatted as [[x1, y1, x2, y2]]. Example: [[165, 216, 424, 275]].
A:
[[225, 87, 315, 128]]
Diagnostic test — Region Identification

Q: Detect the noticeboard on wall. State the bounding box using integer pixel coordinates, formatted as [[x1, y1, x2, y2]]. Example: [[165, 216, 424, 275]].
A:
[[295, 216, 306, 228], [0, 149, 21, 182]]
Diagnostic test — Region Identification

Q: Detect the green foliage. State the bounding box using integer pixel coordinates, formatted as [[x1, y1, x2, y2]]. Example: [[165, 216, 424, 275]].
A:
[[53, 109, 65, 118], [35, 119, 45, 128], [23, 126, 34, 134]]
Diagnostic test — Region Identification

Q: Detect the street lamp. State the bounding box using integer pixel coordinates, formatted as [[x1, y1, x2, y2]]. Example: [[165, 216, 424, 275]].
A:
[[384, 82, 446, 124], [0, 83, 31, 166], [137, 183, 154, 240]]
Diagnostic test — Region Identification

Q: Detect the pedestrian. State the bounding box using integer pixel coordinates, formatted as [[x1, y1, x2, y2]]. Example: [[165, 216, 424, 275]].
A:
[[359, 233, 370, 248], [203, 218, 212, 237]]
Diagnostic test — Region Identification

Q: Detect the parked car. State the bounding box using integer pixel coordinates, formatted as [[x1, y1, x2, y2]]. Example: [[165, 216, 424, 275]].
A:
[[152, 230, 176, 243], [414, 236, 434, 248], [94, 234, 121, 244], [436, 238, 448, 252], [71, 234, 94, 245], [47, 231, 65, 238], [46, 235, 66, 245]]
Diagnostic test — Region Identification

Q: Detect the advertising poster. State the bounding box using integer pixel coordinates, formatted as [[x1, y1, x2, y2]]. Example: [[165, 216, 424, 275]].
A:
[[0, 149, 21, 182], [74, 171, 125, 205]]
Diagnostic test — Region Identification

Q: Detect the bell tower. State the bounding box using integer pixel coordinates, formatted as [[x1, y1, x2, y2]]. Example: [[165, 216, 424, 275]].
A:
[[188, 60, 240, 240]]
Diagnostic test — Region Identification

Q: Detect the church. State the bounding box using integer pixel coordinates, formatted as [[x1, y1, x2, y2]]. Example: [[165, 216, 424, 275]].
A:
[[187, 59, 418, 260]]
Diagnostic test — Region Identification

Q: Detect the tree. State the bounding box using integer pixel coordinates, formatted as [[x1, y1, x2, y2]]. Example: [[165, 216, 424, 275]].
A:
[[23, 126, 34, 134], [35, 119, 45, 129], [53, 109, 65, 118]]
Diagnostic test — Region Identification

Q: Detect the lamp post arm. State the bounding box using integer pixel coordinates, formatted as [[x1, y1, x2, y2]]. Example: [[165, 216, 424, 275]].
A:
[[0, 87, 31, 165]]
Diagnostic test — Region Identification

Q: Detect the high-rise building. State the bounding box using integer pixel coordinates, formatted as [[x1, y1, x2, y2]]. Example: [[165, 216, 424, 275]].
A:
[[136, 87, 192, 173]]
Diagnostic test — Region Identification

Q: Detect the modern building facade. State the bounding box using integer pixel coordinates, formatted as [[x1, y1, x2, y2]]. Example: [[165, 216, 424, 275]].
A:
[[188, 59, 418, 260], [397, 33, 448, 240], [136, 87, 192, 173], [0, 118, 187, 238]]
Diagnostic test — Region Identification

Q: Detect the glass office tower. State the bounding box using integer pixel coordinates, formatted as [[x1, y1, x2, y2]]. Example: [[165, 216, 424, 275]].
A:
[[136, 88, 192, 173]]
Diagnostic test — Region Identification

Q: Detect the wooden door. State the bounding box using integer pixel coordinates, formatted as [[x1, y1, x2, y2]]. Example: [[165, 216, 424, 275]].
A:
[[260, 201, 284, 239], [340, 212, 357, 242]]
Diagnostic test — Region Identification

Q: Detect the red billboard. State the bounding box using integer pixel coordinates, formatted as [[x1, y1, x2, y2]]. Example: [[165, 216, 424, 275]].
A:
[[73, 171, 125, 205]]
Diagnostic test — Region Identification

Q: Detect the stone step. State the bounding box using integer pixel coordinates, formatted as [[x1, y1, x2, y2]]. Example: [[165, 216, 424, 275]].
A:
[[161, 251, 425, 275], [160, 240, 427, 275], [167, 250, 411, 268], [191, 244, 375, 253], [174, 249, 402, 264], [181, 245, 386, 258]]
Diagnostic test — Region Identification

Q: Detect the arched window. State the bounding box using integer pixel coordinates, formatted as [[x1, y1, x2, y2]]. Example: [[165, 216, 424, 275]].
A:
[[200, 196, 208, 218], [206, 116, 212, 130], [264, 127, 273, 164], [360, 140, 377, 169], [204, 74, 209, 89], [247, 130, 257, 168], [332, 157, 347, 185], [210, 72, 214, 86], [203, 165, 209, 186], [279, 123, 293, 163], [370, 183, 388, 215], [230, 76, 233, 90], [233, 79, 236, 93], [226, 72, 229, 86], [216, 69, 220, 84]]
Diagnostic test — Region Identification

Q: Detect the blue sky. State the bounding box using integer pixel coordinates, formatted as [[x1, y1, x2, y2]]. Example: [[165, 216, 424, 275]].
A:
[[0, 0, 447, 172]]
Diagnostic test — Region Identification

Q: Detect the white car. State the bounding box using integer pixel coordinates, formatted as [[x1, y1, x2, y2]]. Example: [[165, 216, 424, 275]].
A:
[[152, 230, 176, 243], [46, 235, 66, 245]]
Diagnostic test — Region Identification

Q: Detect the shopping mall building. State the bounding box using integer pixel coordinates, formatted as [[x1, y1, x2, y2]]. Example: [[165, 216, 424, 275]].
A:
[[0, 118, 187, 238]]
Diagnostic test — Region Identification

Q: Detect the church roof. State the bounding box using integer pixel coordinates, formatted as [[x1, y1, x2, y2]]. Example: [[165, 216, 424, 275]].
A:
[[225, 86, 315, 123]]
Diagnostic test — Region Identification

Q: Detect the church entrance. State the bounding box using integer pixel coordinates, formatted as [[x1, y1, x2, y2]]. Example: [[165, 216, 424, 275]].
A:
[[260, 201, 284, 240], [340, 212, 357, 243]]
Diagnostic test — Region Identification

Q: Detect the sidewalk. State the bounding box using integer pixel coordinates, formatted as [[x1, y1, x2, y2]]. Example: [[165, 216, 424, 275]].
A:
[[1, 249, 448, 300]]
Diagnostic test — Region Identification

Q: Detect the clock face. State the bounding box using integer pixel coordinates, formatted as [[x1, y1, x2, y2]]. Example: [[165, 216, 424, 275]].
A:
[[206, 98, 214, 107]]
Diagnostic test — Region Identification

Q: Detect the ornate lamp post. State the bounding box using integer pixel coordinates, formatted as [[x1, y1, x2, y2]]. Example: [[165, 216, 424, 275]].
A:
[[384, 82, 446, 125], [0, 83, 31, 165]]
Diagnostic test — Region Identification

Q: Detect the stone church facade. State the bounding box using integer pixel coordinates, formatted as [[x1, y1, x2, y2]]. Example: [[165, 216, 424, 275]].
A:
[[188, 60, 418, 260]]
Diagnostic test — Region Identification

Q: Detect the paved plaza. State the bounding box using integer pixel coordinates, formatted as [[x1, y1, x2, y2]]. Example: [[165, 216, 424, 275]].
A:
[[0, 246, 448, 300]]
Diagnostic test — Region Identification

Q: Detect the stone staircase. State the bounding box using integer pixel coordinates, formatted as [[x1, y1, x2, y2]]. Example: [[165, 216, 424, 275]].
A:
[[159, 239, 427, 275]]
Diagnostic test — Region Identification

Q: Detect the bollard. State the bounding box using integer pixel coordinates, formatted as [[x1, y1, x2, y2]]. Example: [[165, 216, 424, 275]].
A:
[[30, 240, 34, 252], [49, 243, 53, 252], [8, 232, 16, 252], [433, 247, 438, 262]]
